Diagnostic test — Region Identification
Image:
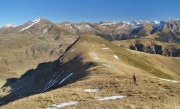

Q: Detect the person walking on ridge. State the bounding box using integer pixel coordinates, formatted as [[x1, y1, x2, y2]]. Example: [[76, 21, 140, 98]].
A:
[[133, 74, 136, 84]]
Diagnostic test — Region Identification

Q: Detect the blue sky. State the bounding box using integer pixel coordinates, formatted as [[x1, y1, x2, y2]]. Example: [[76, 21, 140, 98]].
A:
[[0, 0, 180, 27]]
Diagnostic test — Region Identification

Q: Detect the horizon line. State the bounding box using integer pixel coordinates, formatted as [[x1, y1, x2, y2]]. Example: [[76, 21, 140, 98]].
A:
[[1, 17, 180, 28]]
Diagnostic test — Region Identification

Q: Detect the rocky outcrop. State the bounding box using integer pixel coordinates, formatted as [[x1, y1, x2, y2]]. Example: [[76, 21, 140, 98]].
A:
[[129, 44, 180, 57]]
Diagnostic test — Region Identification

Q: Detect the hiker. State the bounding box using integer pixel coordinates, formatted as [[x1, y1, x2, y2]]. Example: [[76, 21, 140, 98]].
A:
[[133, 74, 136, 84]]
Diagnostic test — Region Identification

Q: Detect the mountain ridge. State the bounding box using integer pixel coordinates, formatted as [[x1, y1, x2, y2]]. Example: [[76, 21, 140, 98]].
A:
[[2, 17, 180, 42], [0, 18, 180, 108], [0, 18, 180, 57], [0, 34, 179, 108]]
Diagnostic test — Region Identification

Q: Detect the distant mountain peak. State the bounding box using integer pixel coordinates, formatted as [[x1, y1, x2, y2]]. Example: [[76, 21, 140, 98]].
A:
[[150, 20, 167, 34], [99, 20, 118, 25], [1, 24, 16, 28], [33, 17, 41, 22], [19, 18, 42, 32], [146, 20, 160, 25]]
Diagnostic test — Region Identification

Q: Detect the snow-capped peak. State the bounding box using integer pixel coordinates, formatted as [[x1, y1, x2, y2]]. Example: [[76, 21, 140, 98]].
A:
[[20, 18, 41, 32], [147, 21, 160, 25], [151, 20, 167, 33], [100, 21, 117, 26], [1, 24, 16, 28], [130, 20, 139, 25], [123, 21, 130, 25], [33, 17, 41, 23], [153, 21, 159, 24], [129, 20, 145, 26]]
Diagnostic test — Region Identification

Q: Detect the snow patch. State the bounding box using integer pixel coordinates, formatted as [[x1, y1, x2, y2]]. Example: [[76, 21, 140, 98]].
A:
[[96, 95, 127, 101], [147, 21, 160, 24], [152, 20, 166, 32], [100, 21, 117, 26], [114, 55, 120, 61], [43, 28, 48, 34], [123, 21, 130, 25], [102, 47, 109, 49], [131, 20, 140, 25], [132, 24, 144, 31], [35, 73, 61, 93], [2, 24, 16, 28], [65, 23, 71, 26], [58, 73, 74, 85], [93, 53, 99, 60], [47, 101, 78, 109], [20, 18, 41, 32], [103, 64, 110, 67], [159, 78, 179, 83], [84, 88, 100, 93], [153, 21, 160, 24], [71, 48, 77, 52], [84, 24, 91, 28], [117, 24, 126, 29]]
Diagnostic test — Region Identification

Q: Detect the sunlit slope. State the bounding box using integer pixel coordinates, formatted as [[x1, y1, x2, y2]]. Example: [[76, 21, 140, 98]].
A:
[[0, 34, 180, 109], [78, 35, 179, 79]]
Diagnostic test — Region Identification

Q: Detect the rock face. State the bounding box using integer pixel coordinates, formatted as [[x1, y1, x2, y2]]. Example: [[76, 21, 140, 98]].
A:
[[151, 20, 166, 34], [129, 44, 180, 57]]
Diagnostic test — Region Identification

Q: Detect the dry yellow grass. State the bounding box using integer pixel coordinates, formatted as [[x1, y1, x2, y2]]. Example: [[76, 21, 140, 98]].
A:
[[0, 34, 180, 109], [0, 34, 78, 78]]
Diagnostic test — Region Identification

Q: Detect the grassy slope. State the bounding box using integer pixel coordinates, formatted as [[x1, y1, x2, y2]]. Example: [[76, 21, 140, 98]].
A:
[[0, 34, 78, 87], [113, 38, 180, 79], [1, 34, 180, 109]]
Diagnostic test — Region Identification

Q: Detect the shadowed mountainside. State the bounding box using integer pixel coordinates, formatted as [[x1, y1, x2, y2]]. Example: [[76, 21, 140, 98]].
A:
[[0, 33, 78, 86]]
